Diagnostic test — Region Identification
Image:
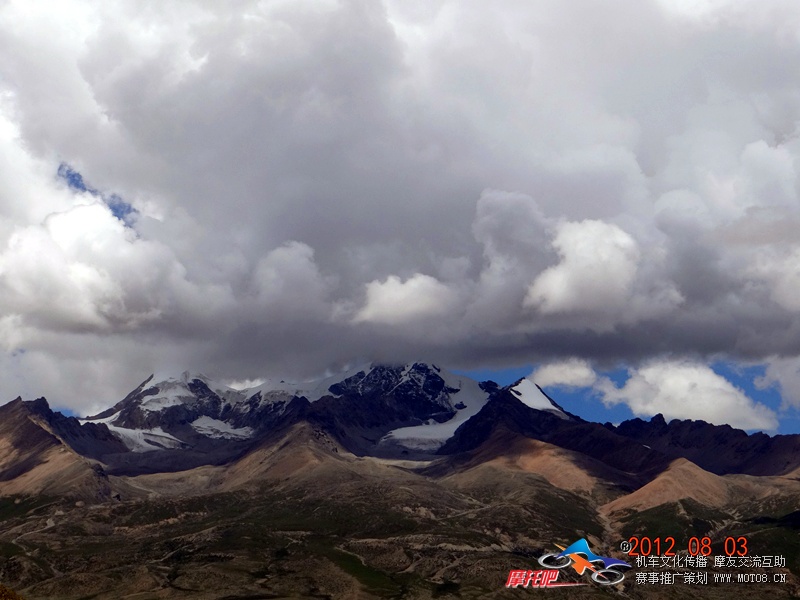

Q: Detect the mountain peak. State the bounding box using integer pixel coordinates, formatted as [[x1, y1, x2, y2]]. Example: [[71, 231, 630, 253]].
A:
[[507, 378, 570, 419], [0, 398, 116, 499]]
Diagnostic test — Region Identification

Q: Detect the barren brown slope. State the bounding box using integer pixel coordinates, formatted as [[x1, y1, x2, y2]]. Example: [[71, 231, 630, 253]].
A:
[[217, 420, 357, 490], [787, 464, 800, 478], [601, 458, 728, 516], [108, 420, 445, 502], [121, 420, 432, 497], [601, 457, 800, 516], [427, 424, 642, 503], [105, 423, 340, 498], [0, 399, 111, 499]]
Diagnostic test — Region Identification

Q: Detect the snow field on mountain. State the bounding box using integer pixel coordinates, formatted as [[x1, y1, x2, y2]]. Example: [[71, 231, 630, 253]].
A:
[[509, 379, 569, 419], [378, 368, 489, 451], [104, 424, 184, 452], [191, 416, 253, 439], [81, 364, 568, 454]]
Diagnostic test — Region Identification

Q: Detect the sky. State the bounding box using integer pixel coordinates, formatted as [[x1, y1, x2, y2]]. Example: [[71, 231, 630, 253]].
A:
[[2, 1, 800, 433]]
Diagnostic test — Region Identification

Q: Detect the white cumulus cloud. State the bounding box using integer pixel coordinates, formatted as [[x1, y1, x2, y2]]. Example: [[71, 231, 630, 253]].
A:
[[525, 220, 640, 321], [755, 357, 800, 411], [533, 359, 598, 388], [599, 359, 778, 431], [355, 274, 459, 326]]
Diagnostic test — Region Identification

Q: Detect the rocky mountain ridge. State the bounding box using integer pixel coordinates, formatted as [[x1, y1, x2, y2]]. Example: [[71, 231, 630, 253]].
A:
[[2, 361, 799, 484]]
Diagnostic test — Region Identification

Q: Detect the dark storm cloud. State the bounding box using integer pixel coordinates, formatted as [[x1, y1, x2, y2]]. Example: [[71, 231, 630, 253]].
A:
[[1, 0, 800, 424]]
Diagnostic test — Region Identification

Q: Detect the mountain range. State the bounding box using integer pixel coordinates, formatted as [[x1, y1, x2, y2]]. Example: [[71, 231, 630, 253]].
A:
[[0, 362, 799, 599]]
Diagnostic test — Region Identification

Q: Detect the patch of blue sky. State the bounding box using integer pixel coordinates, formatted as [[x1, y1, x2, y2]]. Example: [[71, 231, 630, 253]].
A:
[[57, 163, 137, 226], [57, 163, 90, 192], [104, 193, 136, 222]]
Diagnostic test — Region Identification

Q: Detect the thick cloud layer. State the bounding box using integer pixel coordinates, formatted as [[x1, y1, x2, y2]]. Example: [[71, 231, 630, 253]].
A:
[[2, 0, 800, 426]]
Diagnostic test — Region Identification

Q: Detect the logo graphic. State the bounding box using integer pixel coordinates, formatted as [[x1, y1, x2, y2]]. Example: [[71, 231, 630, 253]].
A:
[[537, 538, 631, 585], [505, 568, 586, 588]]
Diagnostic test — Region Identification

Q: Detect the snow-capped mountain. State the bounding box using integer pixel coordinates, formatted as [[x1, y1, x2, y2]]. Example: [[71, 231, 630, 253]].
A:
[[78, 363, 570, 466], [507, 378, 570, 419], [84, 371, 270, 450], [377, 370, 568, 453]]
